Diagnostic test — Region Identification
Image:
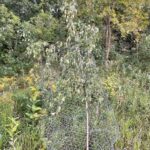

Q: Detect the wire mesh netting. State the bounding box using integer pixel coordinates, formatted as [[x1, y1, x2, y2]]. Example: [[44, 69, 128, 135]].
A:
[[44, 92, 120, 150]]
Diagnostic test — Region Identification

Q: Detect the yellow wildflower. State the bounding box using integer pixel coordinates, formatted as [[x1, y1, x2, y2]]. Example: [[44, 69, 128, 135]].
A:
[[51, 84, 57, 92], [25, 76, 33, 85], [30, 86, 40, 101]]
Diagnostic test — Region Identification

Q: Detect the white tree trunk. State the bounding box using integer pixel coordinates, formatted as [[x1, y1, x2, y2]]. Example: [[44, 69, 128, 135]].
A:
[[86, 100, 89, 150], [105, 15, 111, 69]]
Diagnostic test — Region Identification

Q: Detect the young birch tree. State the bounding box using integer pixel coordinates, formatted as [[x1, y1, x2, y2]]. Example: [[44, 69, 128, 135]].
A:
[[27, 1, 119, 149]]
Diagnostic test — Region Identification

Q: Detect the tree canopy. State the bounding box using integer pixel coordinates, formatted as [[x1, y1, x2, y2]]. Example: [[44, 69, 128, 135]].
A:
[[0, 0, 150, 150]]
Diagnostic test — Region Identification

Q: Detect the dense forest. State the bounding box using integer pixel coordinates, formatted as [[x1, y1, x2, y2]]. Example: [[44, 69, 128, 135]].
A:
[[0, 0, 150, 150]]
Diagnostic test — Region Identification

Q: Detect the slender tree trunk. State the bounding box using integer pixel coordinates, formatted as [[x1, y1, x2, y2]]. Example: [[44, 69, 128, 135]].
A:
[[136, 41, 139, 61], [83, 82, 90, 150], [105, 15, 111, 69], [86, 100, 89, 150], [40, 48, 47, 89]]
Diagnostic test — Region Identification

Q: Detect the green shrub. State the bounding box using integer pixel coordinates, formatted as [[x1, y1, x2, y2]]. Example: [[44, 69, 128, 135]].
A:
[[0, 98, 14, 149], [15, 126, 46, 150]]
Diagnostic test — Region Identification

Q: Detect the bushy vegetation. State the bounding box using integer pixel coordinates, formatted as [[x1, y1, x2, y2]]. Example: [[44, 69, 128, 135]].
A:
[[0, 0, 150, 150]]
